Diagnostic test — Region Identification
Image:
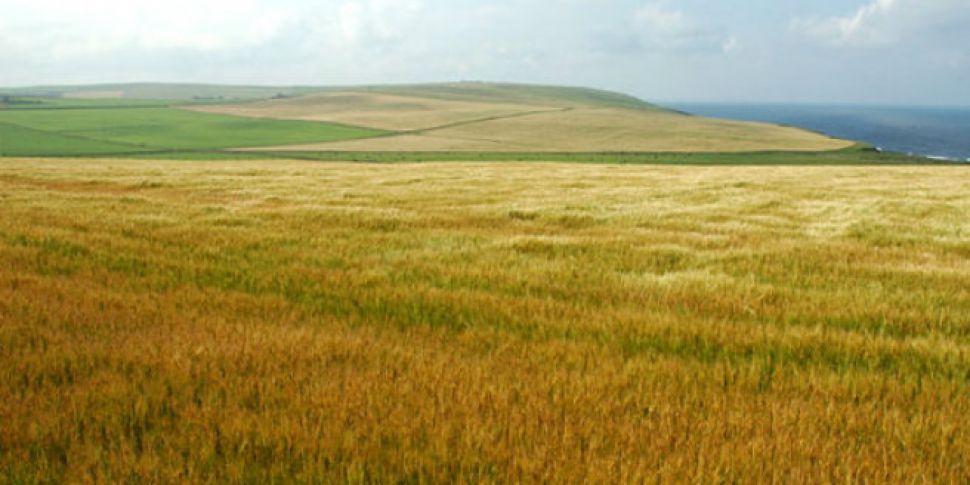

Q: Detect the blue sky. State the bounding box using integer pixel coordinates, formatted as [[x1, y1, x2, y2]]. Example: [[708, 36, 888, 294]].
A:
[[1, 0, 968, 105]]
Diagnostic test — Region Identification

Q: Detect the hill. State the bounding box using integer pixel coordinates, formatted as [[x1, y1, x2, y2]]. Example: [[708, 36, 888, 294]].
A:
[[185, 82, 853, 153], [2, 81, 860, 157], [351, 82, 662, 111]]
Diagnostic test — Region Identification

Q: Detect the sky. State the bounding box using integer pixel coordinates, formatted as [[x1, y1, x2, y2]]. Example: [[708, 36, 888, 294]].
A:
[[1, 0, 968, 105]]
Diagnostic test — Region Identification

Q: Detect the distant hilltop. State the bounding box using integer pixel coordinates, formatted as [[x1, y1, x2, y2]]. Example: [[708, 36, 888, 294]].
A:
[[1, 81, 661, 110]]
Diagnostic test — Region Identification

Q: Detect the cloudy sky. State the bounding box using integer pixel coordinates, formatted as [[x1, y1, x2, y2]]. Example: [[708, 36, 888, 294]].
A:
[[1, 0, 968, 105]]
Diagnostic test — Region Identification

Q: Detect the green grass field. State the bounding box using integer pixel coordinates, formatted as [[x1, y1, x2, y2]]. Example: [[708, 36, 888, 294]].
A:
[[0, 105, 386, 156], [0, 122, 141, 155]]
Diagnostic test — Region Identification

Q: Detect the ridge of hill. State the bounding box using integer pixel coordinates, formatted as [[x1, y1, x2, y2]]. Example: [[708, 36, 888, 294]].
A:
[[1, 81, 659, 110], [182, 82, 851, 153], [350, 82, 663, 111]]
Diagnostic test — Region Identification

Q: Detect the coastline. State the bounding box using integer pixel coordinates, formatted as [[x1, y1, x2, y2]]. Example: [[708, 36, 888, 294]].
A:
[[669, 103, 970, 164]]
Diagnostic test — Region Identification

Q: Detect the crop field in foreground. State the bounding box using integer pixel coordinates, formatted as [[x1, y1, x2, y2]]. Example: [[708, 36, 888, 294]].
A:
[[1, 159, 968, 483]]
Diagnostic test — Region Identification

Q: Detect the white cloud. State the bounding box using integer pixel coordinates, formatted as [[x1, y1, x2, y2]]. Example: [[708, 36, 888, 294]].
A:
[[328, 0, 423, 47], [721, 36, 740, 55], [791, 0, 896, 46], [14, 0, 292, 54], [0, 0, 968, 104], [0, 0, 423, 57], [634, 3, 694, 47], [791, 0, 970, 47], [632, 2, 734, 54]]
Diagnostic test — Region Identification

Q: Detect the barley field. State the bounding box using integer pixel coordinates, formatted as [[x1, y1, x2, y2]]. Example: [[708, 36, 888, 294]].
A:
[[1, 159, 968, 483]]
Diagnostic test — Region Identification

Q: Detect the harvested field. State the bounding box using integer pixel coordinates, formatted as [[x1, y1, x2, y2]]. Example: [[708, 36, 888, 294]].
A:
[[257, 107, 851, 153], [186, 91, 561, 131], [203, 83, 852, 153]]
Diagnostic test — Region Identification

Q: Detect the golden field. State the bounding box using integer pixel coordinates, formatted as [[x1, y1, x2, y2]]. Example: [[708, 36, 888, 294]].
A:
[[185, 91, 562, 131], [0, 159, 968, 483], [190, 83, 852, 153], [271, 107, 851, 153]]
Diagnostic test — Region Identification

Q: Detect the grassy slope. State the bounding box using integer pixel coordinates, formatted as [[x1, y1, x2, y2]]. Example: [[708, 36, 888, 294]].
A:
[[183, 91, 563, 131], [193, 82, 852, 153], [294, 108, 851, 153], [0, 122, 140, 156], [1, 159, 967, 482], [0, 82, 932, 162], [0, 107, 386, 156]]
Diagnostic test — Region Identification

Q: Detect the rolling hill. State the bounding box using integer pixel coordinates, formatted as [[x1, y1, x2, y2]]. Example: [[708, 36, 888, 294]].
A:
[[2, 81, 856, 157], [185, 82, 854, 153]]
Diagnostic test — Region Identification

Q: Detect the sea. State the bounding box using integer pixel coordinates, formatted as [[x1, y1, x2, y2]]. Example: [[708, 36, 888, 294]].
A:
[[668, 103, 970, 163]]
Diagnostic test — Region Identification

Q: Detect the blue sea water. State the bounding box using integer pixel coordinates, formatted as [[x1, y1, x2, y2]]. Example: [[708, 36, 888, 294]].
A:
[[668, 103, 970, 162]]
